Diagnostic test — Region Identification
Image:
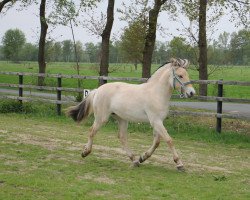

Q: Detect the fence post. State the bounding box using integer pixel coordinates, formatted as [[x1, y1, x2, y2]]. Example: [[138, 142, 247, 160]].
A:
[[216, 79, 223, 133], [57, 75, 62, 115], [18, 73, 23, 104]]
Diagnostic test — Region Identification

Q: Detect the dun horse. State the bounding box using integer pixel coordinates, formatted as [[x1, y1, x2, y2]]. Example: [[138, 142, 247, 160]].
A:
[[67, 58, 195, 171]]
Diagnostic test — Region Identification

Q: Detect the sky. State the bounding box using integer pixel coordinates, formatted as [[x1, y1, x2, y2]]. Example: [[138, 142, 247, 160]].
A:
[[0, 0, 244, 45]]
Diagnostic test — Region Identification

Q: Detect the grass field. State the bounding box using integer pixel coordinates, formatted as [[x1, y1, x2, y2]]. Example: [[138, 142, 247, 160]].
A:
[[0, 112, 249, 200], [0, 61, 250, 98], [1, 61, 250, 198]]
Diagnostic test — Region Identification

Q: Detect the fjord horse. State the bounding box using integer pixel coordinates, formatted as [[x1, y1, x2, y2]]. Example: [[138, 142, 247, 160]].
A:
[[67, 58, 195, 171]]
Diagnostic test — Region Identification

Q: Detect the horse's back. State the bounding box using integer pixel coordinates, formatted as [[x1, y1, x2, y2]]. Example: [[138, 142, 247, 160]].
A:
[[93, 82, 149, 122]]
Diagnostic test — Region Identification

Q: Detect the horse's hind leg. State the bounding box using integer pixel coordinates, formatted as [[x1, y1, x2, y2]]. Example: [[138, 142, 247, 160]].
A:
[[116, 117, 136, 162], [82, 119, 102, 157], [138, 130, 160, 163]]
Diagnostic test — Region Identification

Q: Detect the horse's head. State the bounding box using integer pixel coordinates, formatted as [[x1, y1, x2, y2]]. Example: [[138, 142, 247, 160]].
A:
[[170, 58, 196, 98]]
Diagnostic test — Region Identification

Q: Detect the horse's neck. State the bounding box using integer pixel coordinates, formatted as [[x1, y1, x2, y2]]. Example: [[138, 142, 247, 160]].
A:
[[146, 66, 173, 100]]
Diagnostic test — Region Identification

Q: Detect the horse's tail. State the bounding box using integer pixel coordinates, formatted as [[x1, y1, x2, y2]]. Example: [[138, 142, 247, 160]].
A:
[[66, 89, 96, 123]]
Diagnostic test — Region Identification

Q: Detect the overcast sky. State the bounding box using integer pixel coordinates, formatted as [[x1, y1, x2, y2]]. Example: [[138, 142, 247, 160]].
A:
[[0, 0, 243, 45]]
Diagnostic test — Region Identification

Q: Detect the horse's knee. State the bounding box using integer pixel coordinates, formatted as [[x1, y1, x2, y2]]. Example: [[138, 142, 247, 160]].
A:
[[173, 156, 179, 164], [166, 137, 173, 147], [129, 154, 135, 162], [155, 139, 160, 148]]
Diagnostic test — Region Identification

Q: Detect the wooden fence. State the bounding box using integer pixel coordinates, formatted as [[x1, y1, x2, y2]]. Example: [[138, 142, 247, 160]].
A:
[[1, 71, 250, 133]]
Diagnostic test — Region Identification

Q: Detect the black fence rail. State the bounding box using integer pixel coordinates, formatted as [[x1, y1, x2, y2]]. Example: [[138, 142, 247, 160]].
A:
[[1, 71, 250, 133]]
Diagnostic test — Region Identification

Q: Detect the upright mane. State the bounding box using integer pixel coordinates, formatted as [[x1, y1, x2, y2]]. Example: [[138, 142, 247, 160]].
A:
[[147, 58, 188, 83], [147, 62, 172, 83]]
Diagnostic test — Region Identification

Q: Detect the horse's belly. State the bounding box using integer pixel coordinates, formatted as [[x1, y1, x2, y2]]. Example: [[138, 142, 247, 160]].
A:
[[114, 110, 149, 122]]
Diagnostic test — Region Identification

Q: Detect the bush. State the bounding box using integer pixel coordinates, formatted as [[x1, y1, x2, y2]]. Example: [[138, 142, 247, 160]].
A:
[[0, 100, 57, 116], [0, 100, 29, 113]]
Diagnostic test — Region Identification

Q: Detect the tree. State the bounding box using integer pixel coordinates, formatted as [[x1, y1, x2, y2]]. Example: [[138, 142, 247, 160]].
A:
[[198, 0, 207, 96], [2, 28, 26, 61], [62, 40, 73, 62], [218, 32, 230, 50], [209, 32, 231, 65], [44, 40, 55, 62], [142, 0, 167, 78], [99, 0, 115, 85], [53, 42, 62, 62], [109, 41, 119, 63], [75, 41, 84, 62], [21, 43, 38, 61], [49, 0, 100, 93], [49, 0, 81, 82], [0, 0, 16, 13], [169, 37, 187, 57], [38, 0, 98, 85], [84, 42, 100, 63], [120, 19, 147, 69], [153, 41, 169, 64], [0, 45, 4, 60], [38, 0, 48, 86], [230, 29, 250, 65], [118, 0, 175, 78], [179, 0, 249, 95]]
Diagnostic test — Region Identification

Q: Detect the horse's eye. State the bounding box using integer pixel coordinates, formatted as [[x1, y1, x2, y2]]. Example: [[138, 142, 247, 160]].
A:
[[179, 75, 183, 79]]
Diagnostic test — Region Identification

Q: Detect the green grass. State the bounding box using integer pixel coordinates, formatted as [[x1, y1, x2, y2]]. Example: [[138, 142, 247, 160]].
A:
[[0, 111, 249, 200], [1, 62, 250, 199], [0, 61, 250, 98]]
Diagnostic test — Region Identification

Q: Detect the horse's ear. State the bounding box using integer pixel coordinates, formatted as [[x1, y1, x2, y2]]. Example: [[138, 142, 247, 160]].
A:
[[181, 59, 189, 69], [171, 58, 189, 68], [170, 58, 181, 67]]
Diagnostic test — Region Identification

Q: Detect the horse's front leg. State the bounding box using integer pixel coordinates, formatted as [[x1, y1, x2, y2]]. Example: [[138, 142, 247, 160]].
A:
[[138, 130, 160, 163], [152, 121, 184, 171]]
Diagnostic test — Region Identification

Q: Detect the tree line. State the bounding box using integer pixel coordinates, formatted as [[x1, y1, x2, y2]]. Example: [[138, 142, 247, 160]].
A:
[[0, 0, 249, 95], [1, 28, 249, 66]]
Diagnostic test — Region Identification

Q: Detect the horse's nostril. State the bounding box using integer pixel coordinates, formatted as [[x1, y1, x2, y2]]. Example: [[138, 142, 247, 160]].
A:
[[190, 92, 194, 96]]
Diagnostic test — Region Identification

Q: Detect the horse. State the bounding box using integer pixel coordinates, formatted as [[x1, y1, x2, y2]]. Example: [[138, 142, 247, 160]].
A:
[[67, 58, 195, 171]]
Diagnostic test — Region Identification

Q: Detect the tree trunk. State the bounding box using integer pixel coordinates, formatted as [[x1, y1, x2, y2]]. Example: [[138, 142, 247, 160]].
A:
[[38, 0, 48, 86], [198, 0, 208, 96], [142, 0, 166, 78], [99, 0, 115, 85], [0, 0, 12, 13], [134, 62, 138, 71]]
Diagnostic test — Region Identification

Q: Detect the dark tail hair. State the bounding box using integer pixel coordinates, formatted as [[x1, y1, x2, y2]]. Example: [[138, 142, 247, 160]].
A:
[[66, 90, 95, 122], [66, 100, 89, 122]]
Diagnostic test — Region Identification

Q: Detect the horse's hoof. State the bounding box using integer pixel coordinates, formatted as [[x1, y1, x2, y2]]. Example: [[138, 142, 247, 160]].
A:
[[81, 151, 90, 158], [132, 160, 140, 167], [81, 152, 87, 158], [177, 165, 185, 172]]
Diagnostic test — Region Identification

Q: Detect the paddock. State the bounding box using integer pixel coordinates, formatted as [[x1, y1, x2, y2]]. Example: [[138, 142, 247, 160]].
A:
[[0, 113, 249, 199]]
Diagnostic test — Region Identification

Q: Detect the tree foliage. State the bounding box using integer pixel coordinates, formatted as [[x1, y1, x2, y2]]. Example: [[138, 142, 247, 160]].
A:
[[2, 28, 26, 61], [1, 28, 249, 66], [118, 0, 176, 77], [230, 29, 250, 65], [178, 0, 249, 96], [119, 19, 147, 66], [0, 0, 17, 13]]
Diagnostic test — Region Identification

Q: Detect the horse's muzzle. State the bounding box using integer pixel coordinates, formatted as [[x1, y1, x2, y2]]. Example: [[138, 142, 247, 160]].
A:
[[186, 87, 196, 98]]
